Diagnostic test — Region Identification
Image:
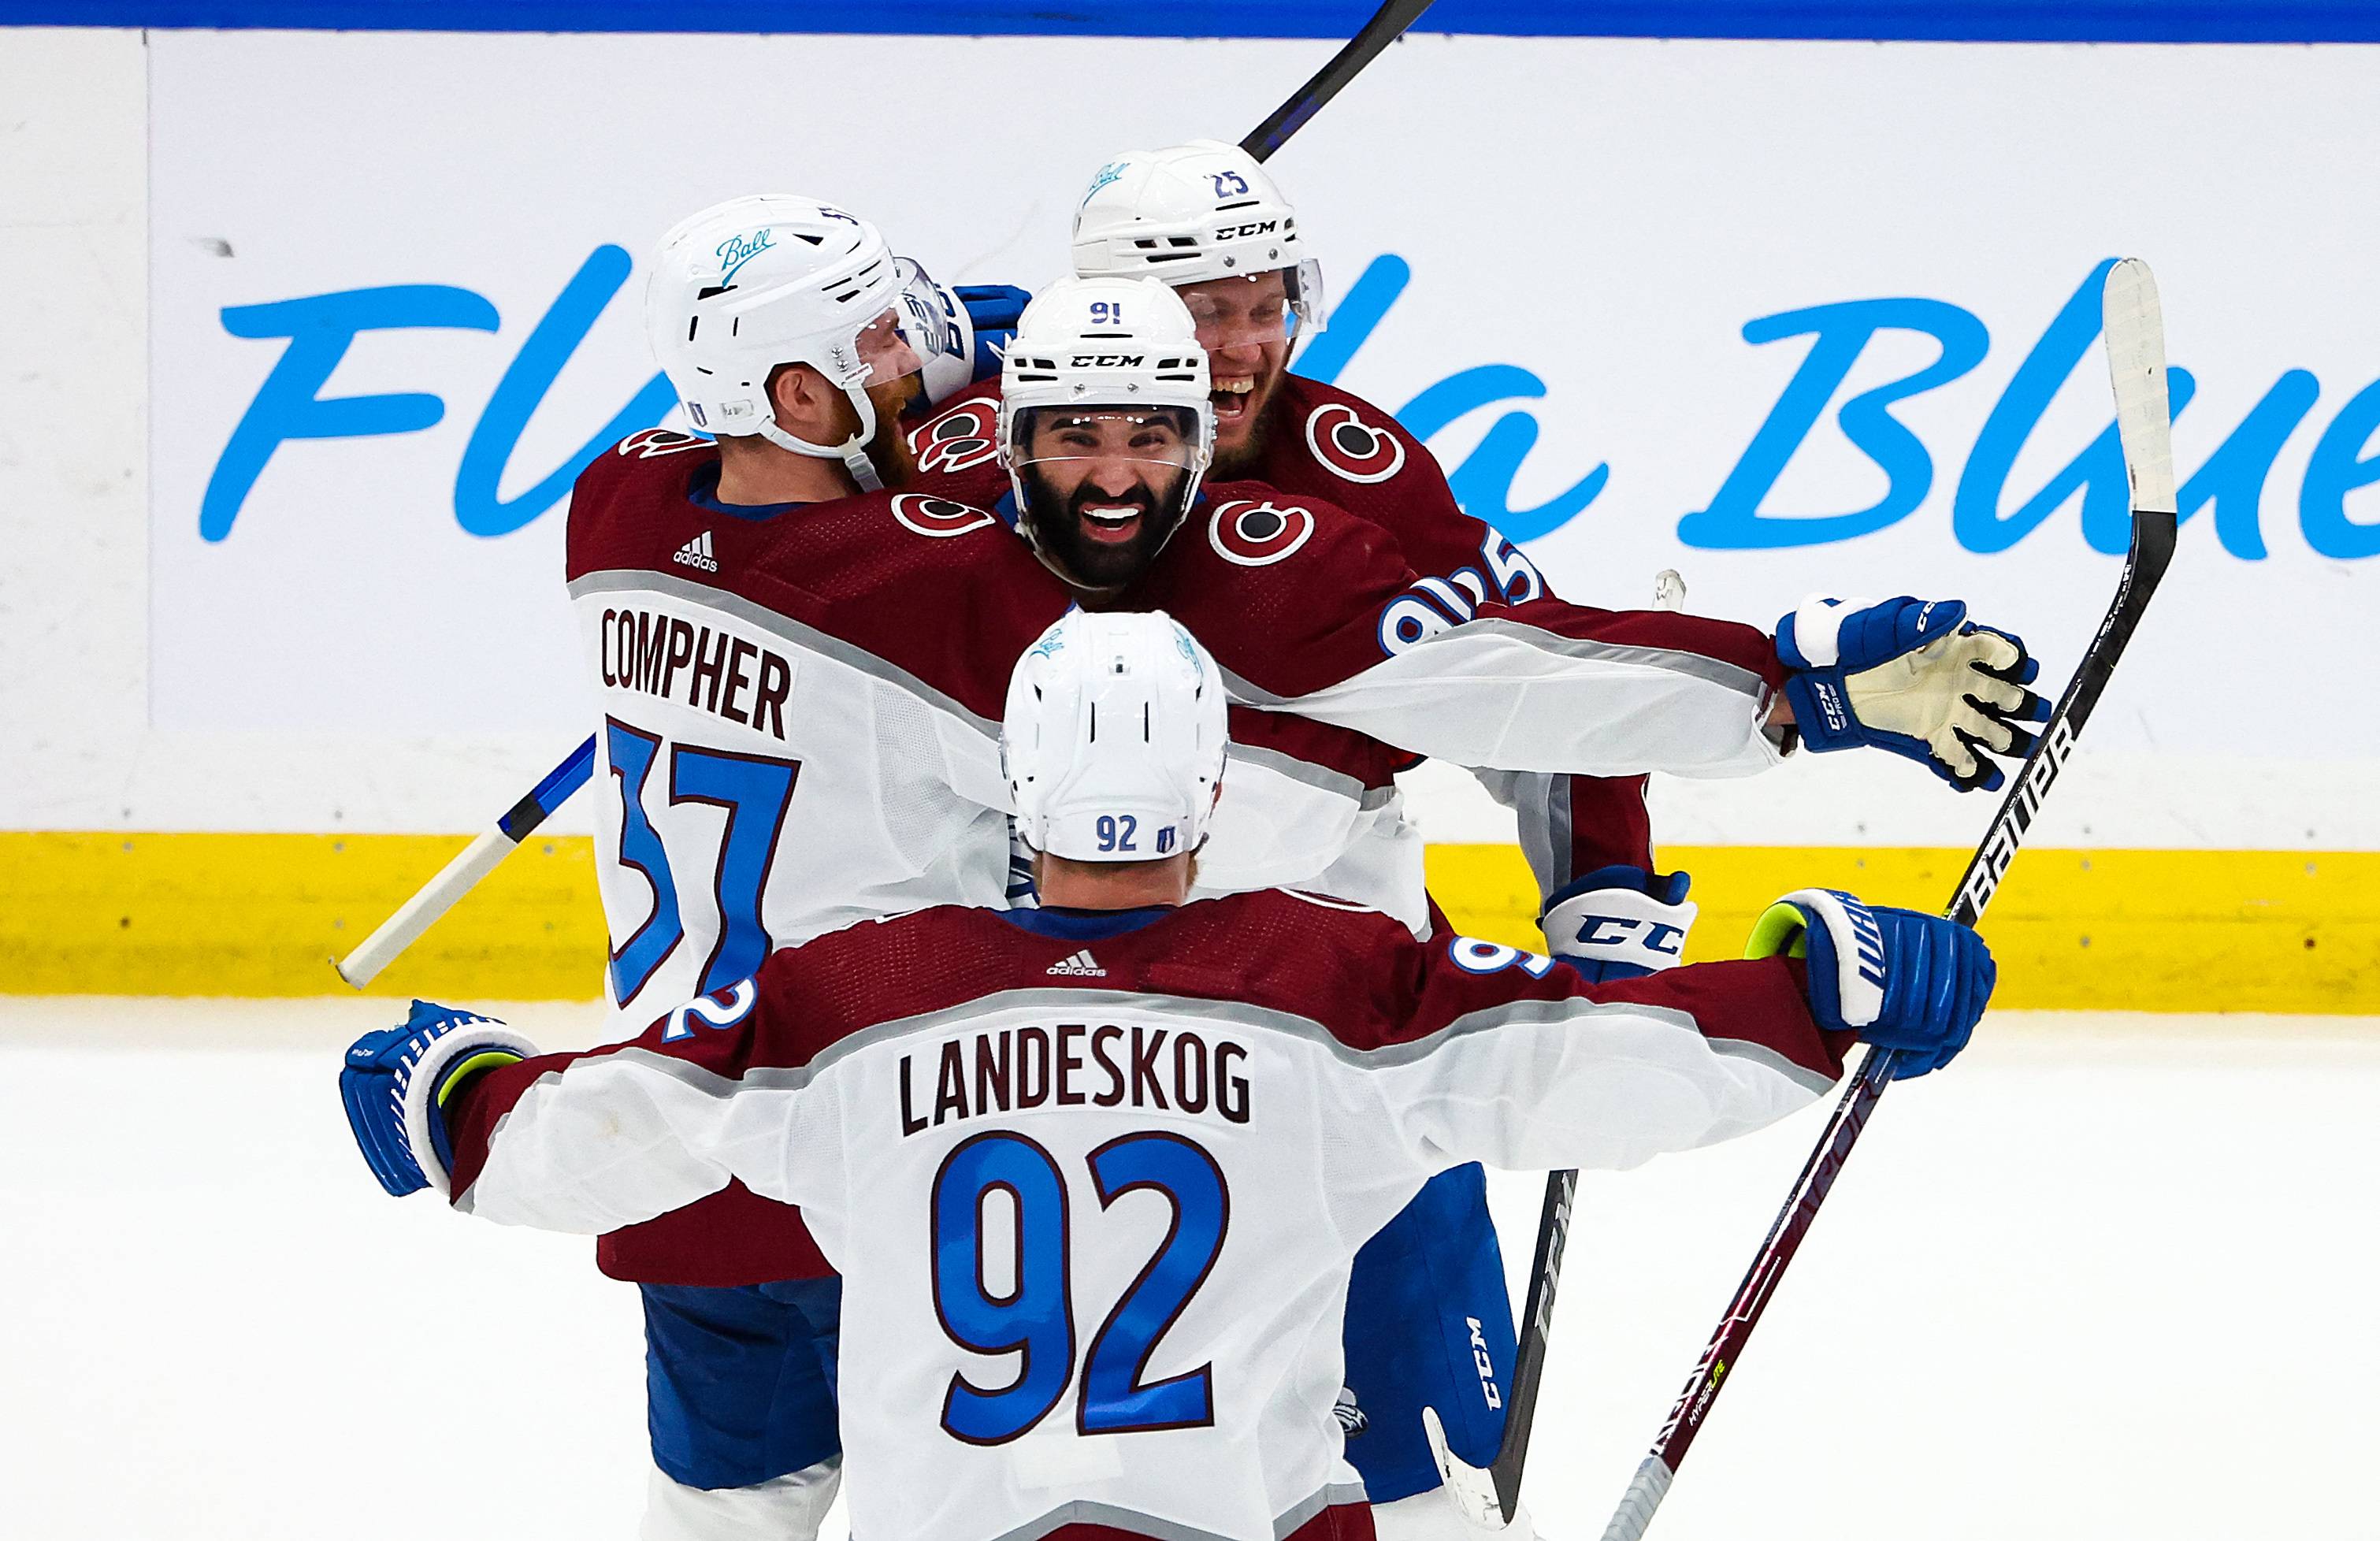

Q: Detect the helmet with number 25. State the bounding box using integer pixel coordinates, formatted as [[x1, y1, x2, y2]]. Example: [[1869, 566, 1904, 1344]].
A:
[[1071, 139, 1326, 338]]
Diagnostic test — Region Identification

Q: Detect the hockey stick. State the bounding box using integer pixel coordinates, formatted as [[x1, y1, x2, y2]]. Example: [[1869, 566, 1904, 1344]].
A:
[[1242, 0, 1438, 163], [1596, 257, 2180, 1541], [1488, 567, 1690, 1521], [329, 13, 1431, 989], [334, 737, 596, 987]]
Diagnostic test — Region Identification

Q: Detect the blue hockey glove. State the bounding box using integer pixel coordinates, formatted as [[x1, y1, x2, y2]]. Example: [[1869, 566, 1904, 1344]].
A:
[[956, 283, 1030, 373], [1775, 596, 2048, 792], [1539, 865, 1697, 982], [1746, 889, 1995, 1079], [340, 1000, 540, 1197]]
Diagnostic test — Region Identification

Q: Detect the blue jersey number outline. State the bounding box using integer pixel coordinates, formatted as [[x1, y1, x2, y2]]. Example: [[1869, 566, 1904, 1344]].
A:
[[603, 718, 802, 1004], [930, 1129, 1229, 1444]]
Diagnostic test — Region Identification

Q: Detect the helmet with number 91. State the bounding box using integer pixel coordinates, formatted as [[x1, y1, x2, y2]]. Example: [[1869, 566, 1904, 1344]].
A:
[[1071, 139, 1326, 337], [998, 276, 1215, 592], [1003, 610, 1228, 863], [644, 194, 953, 492]]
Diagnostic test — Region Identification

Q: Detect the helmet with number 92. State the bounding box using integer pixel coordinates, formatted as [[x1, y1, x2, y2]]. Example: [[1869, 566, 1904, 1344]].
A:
[[1003, 609, 1228, 863]]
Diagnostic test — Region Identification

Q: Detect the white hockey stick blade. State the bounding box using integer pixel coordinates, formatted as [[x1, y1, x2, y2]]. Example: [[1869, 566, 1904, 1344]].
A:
[[1652, 568, 1688, 611], [334, 826, 515, 987], [1423, 1407, 1516, 1535], [2103, 258, 2178, 515]]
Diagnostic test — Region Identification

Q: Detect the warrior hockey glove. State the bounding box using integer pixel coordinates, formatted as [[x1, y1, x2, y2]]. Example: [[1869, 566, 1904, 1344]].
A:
[[1775, 596, 2048, 792], [340, 1000, 540, 1197], [1539, 864, 1697, 981], [1747, 889, 1995, 1080]]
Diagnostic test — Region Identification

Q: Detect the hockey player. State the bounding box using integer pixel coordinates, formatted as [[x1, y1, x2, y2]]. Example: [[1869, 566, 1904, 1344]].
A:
[[570, 220, 2036, 1539], [926, 267, 2040, 1535], [340, 609, 1998, 1541]]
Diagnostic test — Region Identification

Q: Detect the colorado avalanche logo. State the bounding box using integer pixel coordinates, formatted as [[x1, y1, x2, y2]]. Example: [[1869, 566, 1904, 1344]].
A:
[[911, 402, 1000, 475], [1208, 498, 1316, 567], [1304, 403, 1406, 485], [892, 493, 997, 539], [615, 428, 708, 459]]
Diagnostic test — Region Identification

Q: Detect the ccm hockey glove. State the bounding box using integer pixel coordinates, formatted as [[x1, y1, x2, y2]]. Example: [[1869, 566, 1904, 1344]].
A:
[[1747, 889, 1995, 1079], [1539, 865, 1697, 981], [340, 1000, 540, 1197], [1776, 596, 2048, 792]]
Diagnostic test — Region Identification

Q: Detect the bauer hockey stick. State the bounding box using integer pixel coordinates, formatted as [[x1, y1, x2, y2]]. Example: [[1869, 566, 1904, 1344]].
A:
[[1596, 257, 2181, 1541], [334, 737, 596, 987], [331, 9, 1431, 987], [1488, 566, 1691, 1521]]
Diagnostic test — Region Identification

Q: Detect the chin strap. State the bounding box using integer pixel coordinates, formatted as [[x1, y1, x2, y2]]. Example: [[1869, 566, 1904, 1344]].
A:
[[756, 384, 885, 493]]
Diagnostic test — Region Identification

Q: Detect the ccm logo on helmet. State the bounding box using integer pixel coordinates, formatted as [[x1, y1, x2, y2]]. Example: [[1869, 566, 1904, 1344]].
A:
[[1214, 220, 1280, 240], [1209, 498, 1316, 566], [892, 494, 997, 539], [1305, 403, 1407, 485], [1068, 353, 1145, 368]]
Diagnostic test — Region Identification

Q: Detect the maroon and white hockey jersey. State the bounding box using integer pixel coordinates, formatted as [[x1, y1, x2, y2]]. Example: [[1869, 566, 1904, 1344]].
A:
[[441, 890, 1850, 1541], [566, 433, 1788, 1282], [915, 373, 1675, 893]]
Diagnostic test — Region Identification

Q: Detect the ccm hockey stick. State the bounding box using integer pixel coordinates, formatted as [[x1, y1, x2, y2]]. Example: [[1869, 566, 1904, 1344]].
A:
[[332, 6, 1433, 988], [1487, 567, 1690, 1521], [1596, 257, 2181, 1541], [334, 737, 595, 986]]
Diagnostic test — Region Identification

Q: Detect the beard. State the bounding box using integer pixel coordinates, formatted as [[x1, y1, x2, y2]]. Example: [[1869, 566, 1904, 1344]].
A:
[[859, 374, 922, 487], [813, 373, 923, 488], [1209, 369, 1283, 479], [1019, 464, 1187, 593]]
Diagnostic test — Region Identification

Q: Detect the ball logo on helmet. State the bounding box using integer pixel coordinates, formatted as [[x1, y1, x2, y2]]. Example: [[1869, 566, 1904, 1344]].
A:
[[1081, 161, 1130, 209], [1305, 403, 1406, 485], [911, 403, 999, 474], [713, 228, 776, 286], [1208, 498, 1316, 567], [892, 494, 997, 540]]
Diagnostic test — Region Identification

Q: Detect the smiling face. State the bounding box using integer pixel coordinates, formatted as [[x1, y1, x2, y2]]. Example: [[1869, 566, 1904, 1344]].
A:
[[1015, 407, 1200, 592], [1174, 271, 1290, 473]]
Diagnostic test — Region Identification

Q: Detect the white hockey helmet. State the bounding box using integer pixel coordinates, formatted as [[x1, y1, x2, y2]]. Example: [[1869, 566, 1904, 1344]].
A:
[[1000, 276, 1216, 574], [644, 194, 947, 492], [894, 254, 982, 410], [1004, 609, 1229, 863], [1071, 139, 1326, 336]]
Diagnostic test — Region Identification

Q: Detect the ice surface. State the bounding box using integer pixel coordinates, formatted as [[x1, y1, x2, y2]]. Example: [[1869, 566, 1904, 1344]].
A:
[[2, 998, 2373, 1539]]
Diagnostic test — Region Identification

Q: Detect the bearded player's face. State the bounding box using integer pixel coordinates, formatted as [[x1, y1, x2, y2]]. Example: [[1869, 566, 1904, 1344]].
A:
[[1018, 408, 1197, 592], [1177, 272, 1291, 473]]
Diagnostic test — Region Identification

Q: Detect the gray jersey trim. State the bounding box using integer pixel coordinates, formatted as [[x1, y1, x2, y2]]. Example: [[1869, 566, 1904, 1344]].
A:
[[982, 1482, 1371, 1541], [1220, 617, 1771, 709], [570, 567, 1000, 738], [453, 971, 1832, 1159], [1228, 741, 1397, 811]]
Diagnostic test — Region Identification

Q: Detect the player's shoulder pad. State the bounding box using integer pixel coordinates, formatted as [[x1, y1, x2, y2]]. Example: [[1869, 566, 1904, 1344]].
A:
[[878, 488, 1009, 546], [1277, 373, 1435, 489], [573, 426, 713, 499], [1199, 478, 1390, 574], [907, 384, 1004, 477]]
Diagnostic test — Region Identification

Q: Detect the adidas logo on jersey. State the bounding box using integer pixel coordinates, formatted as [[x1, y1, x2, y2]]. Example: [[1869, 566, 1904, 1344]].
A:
[[671, 530, 719, 574], [1045, 949, 1106, 978]]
